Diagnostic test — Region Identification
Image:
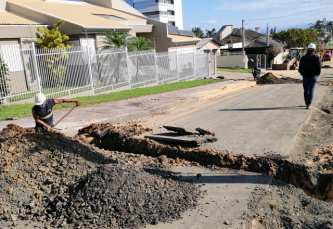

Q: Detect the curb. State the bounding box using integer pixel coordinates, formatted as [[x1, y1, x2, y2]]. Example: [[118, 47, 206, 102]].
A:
[[0, 80, 256, 136], [62, 81, 256, 136]]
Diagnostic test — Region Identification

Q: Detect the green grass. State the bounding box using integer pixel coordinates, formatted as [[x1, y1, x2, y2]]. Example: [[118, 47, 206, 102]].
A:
[[217, 67, 253, 73], [217, 67, 266, 75], [0, 78, 227, 121]]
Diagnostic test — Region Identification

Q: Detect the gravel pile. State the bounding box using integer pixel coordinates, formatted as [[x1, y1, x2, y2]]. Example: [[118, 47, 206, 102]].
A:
[[53, 164, 200, 229], [0, 125, 200, 228]]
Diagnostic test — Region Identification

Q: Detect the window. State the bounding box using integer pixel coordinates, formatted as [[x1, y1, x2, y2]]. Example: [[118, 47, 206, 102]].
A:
[[143, 11, 167, 16], [167, 10, 174, 15], [133, 0, 173, 9]]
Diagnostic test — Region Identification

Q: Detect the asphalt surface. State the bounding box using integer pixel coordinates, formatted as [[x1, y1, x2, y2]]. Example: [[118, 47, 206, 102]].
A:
[[137, 82, 326, 157], [0, 79, 256, 136], [1, 69, 332, 228]]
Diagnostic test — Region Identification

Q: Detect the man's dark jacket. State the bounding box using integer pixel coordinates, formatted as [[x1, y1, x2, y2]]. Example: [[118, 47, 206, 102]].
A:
[[298, 51, 321, 78]]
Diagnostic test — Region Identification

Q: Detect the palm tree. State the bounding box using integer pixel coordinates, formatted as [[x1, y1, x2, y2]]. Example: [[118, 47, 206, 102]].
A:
[[101, 31, 132, 83], [128, 36, 152, 52], [128, 36, 153, 81], [326, 21, 333, 42], [310, 20, 325, 36], [205, 28, 216, 38], [191, 27, 204, 38], [101, 31, 131, 49]]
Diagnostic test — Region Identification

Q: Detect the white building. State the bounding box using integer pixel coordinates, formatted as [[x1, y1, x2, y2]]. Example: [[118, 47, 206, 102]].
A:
[[125, 0, 183, 29]]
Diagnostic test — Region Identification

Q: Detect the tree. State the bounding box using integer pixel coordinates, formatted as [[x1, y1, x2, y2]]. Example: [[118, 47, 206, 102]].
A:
[[0, 57, 10, 103], [265, 45, 282, 60], [272, 28, 317, 49], [310, 20, 325, 36], [36, 20, 73, 49], [101, 31, 144, 83], [36, 20, 73, 86], [101, 31, 131, 49], [191, 27, 204, 38], [205, 28, 216, 38], [128, 36, 153, 81], [128, 36, 152, 52], [270, 28, 274, 35], [326, 21, 333, 42]]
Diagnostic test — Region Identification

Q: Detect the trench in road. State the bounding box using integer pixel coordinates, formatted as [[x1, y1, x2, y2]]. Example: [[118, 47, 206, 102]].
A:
[[76, 82, 333, 202], [77, 123, 333, 203]]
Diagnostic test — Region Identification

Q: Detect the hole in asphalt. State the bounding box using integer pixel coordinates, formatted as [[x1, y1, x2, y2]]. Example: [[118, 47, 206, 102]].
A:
[[76, 123, 333, 203]]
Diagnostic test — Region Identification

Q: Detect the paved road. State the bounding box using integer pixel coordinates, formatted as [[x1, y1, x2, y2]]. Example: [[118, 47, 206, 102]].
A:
[[134, 70, 329, 157], [1, 69, 332, 229]]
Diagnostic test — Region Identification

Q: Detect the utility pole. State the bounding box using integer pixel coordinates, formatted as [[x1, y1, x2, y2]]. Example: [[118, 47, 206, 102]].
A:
[[242, 19, 245, 55], [266, 23, 269, 47]]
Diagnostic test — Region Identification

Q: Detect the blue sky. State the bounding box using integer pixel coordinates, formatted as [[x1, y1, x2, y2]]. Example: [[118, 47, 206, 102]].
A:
[[182, 0, 333, 33]]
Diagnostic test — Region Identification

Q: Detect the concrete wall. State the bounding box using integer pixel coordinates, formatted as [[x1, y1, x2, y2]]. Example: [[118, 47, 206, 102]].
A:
[[86, 0, 144, 17], [217, 55, 248, 69], [217, 25, 233, 42], [0, 25, 40, 39], [0, 0, 6, 10], [137, 19, 171, 53], [174, 0, 183, 29]]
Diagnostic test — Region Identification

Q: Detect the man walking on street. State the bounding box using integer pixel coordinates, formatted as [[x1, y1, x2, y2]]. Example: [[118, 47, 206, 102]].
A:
[[32, 93, 81, 133], [298, 43, 321, 109]]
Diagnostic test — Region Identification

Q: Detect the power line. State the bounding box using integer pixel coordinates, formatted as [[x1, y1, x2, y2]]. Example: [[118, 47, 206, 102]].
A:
[[247, 5, 332, 22]]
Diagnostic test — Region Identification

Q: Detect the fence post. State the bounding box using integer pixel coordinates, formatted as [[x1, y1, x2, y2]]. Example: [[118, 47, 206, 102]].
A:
[[176, 51, 180, 82], [193, 48, 196, 79], [207, 52, 210, 77], [154, 49, 159, 85], [125, 47, 131, 88], [31, 43, 42, 93], [86, 45, 94, 95]]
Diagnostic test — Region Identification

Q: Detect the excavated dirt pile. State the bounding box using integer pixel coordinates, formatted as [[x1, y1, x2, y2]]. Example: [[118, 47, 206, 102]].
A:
[[257, 72, 302, 84], [76, 123, 333, 203], [0, 126, 200, 228]]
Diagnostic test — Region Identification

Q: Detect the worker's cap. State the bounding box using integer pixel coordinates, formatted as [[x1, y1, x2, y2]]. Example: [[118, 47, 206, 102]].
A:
[[308, 43, 316, 50], [34, 93, 46, 105]]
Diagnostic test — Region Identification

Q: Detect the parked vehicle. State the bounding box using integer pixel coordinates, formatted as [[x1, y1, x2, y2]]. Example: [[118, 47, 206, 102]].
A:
[[324, 49, 332, 61]]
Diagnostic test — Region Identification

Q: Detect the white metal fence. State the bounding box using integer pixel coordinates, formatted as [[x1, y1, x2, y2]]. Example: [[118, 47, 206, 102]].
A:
[[0, 44, 209, 104]]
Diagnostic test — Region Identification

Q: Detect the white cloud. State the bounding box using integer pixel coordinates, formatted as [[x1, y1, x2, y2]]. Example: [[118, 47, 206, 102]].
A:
[[205, 20, 217, 25], [218, 0, 330, 12]]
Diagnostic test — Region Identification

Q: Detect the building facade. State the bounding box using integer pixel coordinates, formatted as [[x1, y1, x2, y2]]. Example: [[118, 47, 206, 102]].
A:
[[125, 0, 183, 29]]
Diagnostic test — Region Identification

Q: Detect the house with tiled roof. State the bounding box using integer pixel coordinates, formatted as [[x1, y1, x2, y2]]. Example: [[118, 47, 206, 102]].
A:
[[221, 28, 263, 45], [0, 0, 200, 52]]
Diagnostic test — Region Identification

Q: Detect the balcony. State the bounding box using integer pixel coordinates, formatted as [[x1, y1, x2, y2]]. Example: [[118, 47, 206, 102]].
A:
[[139, 2, 167, 13], [167, 3, 174, 10], [167, 14, 175, 21], [146, 14, 168, 23]]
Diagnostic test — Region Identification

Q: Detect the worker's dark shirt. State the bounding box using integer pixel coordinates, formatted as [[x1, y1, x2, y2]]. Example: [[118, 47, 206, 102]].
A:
[[32, 99, 55, 127], [298, 51, 321, 78]]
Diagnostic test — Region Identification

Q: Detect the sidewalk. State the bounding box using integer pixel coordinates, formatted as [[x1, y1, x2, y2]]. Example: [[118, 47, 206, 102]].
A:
[[0, 79, 256, 136]]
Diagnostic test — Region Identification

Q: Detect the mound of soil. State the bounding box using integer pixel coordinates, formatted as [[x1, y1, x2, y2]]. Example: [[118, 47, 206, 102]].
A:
[[56, 164, 200, 228], [247, 180, 333, 229], [257, 72, 302, 84], [0, 126, 200, 228]]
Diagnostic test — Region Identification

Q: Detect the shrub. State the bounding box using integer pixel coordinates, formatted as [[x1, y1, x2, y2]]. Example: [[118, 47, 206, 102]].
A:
[[0, 57, 10, 103]]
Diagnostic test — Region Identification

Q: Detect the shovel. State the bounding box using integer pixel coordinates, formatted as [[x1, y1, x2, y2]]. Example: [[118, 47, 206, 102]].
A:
[[51, 106, 77, 131]]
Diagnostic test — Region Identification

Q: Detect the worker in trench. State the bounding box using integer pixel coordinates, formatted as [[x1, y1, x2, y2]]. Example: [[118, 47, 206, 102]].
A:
[[32, 93, 81, 133], [252, 61, 261, 80]]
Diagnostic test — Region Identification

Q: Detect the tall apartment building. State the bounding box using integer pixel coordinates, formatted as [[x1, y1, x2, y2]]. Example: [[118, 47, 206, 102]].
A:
[[125, 0, 183, 29]]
